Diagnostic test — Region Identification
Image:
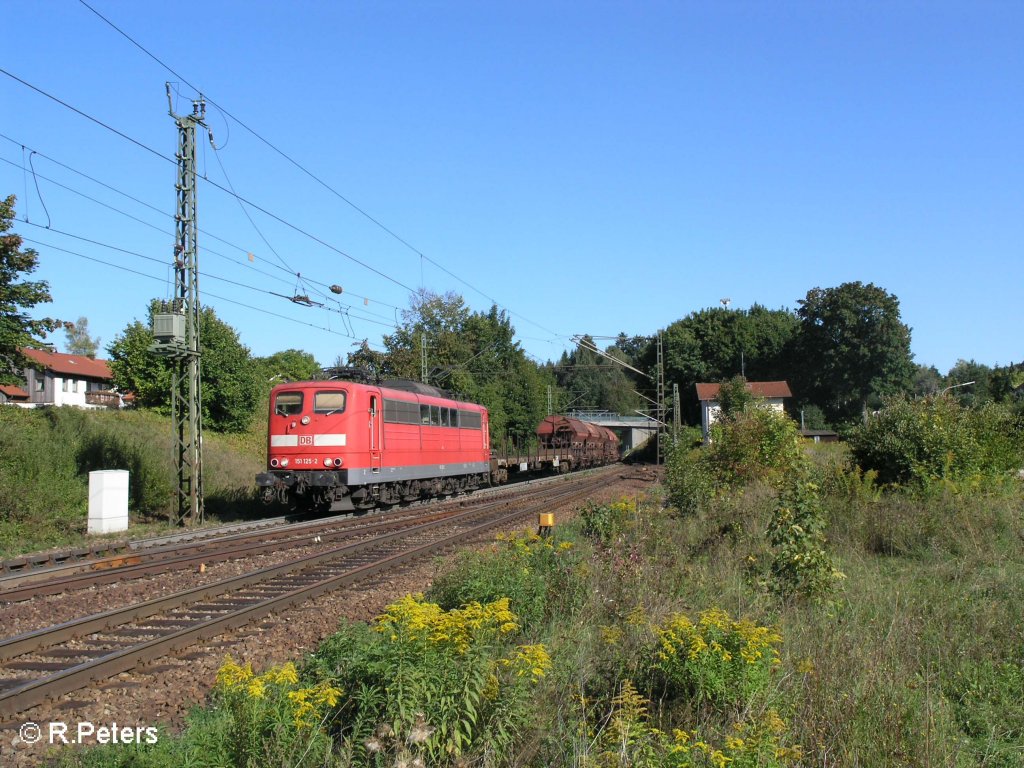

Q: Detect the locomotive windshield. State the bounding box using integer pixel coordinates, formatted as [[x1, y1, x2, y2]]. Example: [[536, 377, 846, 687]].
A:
[[274, 391, 303, 416], [314, 391, 347, 415]]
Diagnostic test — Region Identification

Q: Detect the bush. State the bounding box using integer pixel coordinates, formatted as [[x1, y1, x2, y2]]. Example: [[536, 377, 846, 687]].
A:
[[307, 594, 549, 763], [651, 607, 782, 709], [578, 497, 635, 545], [212, 658, 338, 765], [764, 475, 844, 602], [707, 407, 804, 488], [664, 446, 718, 516], [664, 408, 803, 517], [591, 683, 801, 768], [850, 396, 1024, 487], [428, 530, 584, 629]]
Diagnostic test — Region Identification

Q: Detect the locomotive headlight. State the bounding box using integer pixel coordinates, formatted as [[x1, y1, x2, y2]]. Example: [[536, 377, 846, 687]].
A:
[[270, 458, 279, 468], [334, 458, 343, 467], [280, 458, 290, 468], [324, 457, 333, 467], [301, 416, 311, 425]]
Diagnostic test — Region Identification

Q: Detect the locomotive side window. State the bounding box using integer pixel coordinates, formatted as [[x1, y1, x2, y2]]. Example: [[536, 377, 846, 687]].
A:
[[430, 405, 441, 426], [440, 408, 451, 427], [459, 409, 482, 430], [420, 404, 430, 425], [314, 391, 346, 415], [384, 399, 419, 424], [274, 391, 303, 416]]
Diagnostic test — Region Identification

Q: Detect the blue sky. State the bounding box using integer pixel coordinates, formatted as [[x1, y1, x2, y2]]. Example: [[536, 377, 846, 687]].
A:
[[2, 1, 1021, 375]]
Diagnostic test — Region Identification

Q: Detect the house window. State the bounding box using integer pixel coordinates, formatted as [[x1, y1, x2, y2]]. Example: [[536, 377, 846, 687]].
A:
[[62, 378, 68, 392], [35, 378, 44, 392], [73, 380, 79, 393]]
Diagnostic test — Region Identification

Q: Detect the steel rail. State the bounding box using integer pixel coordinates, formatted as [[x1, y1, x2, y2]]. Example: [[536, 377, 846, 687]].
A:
[[0, 475, 602, 658], [0, 472, 616, 719], [0, 471, 601, 601], [0, 468, 600, 588]]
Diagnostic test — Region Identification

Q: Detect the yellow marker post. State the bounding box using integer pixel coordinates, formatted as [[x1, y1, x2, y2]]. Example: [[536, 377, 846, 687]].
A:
[[538, 512, 555, 537]]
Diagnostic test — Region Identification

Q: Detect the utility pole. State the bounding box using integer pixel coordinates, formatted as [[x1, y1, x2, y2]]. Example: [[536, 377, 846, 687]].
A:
[[672, 382, 680, 443], [421, 332, 428, 384], [152, 84, 206, 525], [656, 333, 666, 465]]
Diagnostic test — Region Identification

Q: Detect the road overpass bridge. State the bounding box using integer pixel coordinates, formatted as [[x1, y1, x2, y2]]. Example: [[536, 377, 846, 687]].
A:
[[568, 410, 659, 455]]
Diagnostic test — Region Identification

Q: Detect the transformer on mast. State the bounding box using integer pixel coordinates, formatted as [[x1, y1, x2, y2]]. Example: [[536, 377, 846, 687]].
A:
[[152, 83, 206, 525]]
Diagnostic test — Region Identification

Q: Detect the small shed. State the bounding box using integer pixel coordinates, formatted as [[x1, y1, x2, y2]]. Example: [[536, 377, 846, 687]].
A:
[[0, 384, 30, 404], [800, 429, 839, 444]]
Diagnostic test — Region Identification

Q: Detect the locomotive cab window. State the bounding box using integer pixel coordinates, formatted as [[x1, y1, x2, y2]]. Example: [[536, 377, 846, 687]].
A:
[[314, 391, 346, 415], [274, 391, 303, 416]]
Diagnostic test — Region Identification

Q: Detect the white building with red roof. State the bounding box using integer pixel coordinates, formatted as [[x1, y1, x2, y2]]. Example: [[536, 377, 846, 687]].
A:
[[16, 348, 120, 409], [695, 380, 792, 442]]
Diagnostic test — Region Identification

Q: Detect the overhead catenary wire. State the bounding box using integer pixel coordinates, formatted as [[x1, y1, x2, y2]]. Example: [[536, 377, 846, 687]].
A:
[[19, 223, 401, 333], [71, 2, 574, 345], [0, 136, 405, 325], [2, 59, 577, 362], [0, 67, 418, 296], [19, 235, 381, 343]]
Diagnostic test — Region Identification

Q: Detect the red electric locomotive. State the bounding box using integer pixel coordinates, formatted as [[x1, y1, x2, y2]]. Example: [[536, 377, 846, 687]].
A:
[[256, 378, 491, 512]]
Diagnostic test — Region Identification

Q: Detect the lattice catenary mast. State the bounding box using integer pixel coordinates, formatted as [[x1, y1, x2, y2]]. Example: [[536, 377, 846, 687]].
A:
[[152, 84, 206, 525]]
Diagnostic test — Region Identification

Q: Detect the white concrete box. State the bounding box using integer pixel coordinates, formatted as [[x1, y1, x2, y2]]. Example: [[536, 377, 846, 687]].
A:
[[88, 470, 130, 534]]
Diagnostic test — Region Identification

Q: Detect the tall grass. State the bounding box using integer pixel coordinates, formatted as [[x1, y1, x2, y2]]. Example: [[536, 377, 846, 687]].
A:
[[45, 393, 1024, 767], [54, 479, 1024, 766], [0, 406, 264, 557]]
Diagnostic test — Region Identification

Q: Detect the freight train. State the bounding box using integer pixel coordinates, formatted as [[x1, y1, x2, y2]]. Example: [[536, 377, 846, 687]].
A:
[[256, 377, 619, 513]]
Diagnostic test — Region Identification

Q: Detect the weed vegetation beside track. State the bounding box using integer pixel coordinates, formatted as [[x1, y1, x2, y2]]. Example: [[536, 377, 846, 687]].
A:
[[50, 399, 1024, 766], [0, 406, 265, 557]]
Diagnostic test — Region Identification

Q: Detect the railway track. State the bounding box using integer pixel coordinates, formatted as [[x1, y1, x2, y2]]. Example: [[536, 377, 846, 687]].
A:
[[0, 469, 617, 720], [0, 469, 593, 596], [0, 471, 597, 602]]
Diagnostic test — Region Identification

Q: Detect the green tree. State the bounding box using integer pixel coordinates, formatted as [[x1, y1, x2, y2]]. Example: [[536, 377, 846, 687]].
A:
[[717, 375, 754, 417], [990, 362, 1024, 403], [0, 195, 62, 382], [344, 340, 388, 380], [106, 319, 170, 408], [200, 312, 261, 432], [64, 316, 100, 358], [366, 290, 552, 442], [912, 364, 943, 397], [944, 359, 992, 407], [108, 301, 261, 432], [382, 289, 474, 382], [256, 349, 321, 387], [553, 336, 640, 416], [792, 282, 914, 425], [636, 305, 798, 424]]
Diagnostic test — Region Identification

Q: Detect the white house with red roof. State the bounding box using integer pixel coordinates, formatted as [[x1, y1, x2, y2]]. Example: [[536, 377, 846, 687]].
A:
[[695, 380, 792, 442], [15, 348, 121, 409]]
